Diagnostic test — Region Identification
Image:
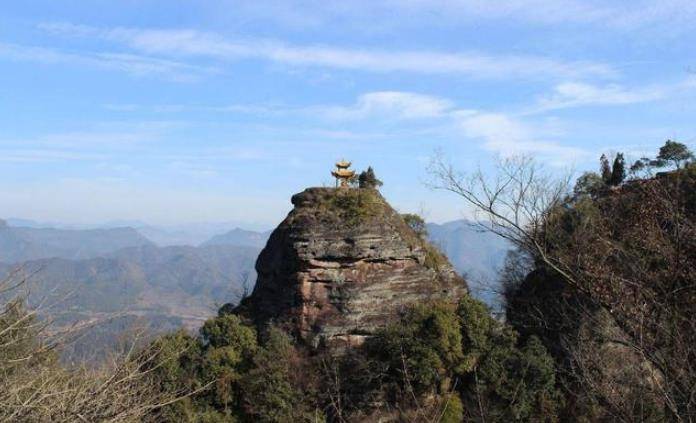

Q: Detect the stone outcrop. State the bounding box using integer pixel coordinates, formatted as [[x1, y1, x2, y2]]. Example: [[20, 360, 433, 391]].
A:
[[238, 187, 467, 347]]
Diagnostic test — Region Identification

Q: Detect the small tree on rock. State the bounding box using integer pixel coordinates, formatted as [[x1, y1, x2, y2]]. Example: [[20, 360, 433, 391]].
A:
[[358, 167, 383, 189], [402, 213, 428, 238]]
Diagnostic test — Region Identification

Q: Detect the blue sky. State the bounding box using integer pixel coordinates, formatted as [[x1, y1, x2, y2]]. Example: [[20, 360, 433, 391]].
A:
[[1, 1, 695, 228]]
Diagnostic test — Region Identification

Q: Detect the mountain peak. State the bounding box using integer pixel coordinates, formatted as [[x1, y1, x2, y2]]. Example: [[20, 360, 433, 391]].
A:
[[238, 187, 468, 348]]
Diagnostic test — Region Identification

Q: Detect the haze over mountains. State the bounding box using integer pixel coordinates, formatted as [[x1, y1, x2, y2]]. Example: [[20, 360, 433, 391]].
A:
[[0, 216, 508, 357], [0, 219, 153, 263]]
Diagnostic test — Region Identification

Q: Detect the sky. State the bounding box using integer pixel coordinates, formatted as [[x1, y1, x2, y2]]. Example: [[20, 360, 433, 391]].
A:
[[1, 1, 695, 228]]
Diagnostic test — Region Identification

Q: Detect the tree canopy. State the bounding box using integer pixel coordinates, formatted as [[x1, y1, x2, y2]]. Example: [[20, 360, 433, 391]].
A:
[[358, 166, 383, 189]]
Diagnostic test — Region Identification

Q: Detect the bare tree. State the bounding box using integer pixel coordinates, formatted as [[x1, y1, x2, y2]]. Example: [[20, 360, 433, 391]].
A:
[[0, 272, 204, 422], [429, 153, 696, 421], [428, 154, 576, 287]]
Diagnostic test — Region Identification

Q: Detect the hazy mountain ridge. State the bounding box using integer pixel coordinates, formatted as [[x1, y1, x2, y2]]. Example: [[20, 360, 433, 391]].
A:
[[0, 221, 154, 263], [0, 217, 507, 326], [0, 244, 259, 319], [201, 228, 273, 249], [426, 220, 510, 281], [0, 243, 259, 363], [3, 217, 268, 247]]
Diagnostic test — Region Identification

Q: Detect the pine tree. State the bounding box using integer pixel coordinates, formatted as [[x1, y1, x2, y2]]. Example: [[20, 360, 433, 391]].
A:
[[609, 153, 626, 186], [358, 166, 383, 189], [600, 154, 612, 184]]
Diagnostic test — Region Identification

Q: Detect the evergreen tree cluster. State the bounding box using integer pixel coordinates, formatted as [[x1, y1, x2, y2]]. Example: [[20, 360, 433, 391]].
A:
[[358, 166, 383, 189], [575, 139, 694, 198], [144, 297, 562, 422]]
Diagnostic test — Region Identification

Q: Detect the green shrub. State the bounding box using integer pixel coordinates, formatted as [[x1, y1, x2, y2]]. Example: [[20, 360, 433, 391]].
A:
[[200, 314, 257, 353], [367, 301, 463, 396], [457, 297, 562, 421], [241, 327, 320, 422], [401, 213, 428, 238], [440, 393, 464, 423]]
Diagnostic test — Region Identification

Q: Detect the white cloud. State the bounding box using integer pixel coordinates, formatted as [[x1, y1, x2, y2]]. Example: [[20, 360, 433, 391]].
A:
[[144, 1, 696, 33], [455, 111, 587, 164], [40, 23, 616, 80], [309, 90, 589, 163], [101, 91, 455, 122], [531, 82, 665, 113], [317, 91, 454, 120], [0, 41, 217, 81], [525, 78, 696, 114]]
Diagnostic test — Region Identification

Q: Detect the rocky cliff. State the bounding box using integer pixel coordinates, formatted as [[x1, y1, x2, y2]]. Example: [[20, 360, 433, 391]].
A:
[[238, 187, 467, 347]]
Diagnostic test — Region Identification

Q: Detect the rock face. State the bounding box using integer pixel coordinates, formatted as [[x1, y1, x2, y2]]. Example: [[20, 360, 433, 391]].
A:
[[239, 187, 467, 347]]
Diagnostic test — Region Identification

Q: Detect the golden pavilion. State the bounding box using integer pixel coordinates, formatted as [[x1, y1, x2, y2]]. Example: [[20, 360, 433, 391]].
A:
[[331, 160, 355, 187]]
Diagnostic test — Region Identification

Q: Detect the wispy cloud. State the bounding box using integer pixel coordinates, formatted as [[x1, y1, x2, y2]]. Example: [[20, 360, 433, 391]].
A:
[[214, 0, 696, 33], [0, 41, 218, 81], [530, 82, 665, 113], [306, 90, 588, 163], [524, 78, 696, 114], [102, 89, 587, 163], [0, 150, 107, 163], [316, 91, 454, 120], [455, 112, 587, 164], [40, 23, 616, 80]]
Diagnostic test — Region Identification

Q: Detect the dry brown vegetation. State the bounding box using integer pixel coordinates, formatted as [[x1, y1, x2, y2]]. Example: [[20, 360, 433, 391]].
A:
[[0, 273, 198, 422], [430, 151, 696, 421]]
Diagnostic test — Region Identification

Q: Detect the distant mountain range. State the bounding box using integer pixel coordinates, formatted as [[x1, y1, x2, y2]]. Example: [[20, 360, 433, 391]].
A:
[[3, 218, 269, 247], [201, 228, 273, 249], [0, 241, 259, 361], [1, 244, 259, 321], [1, 217, 510, 297], [0, 219, 153, 263], [426, 221, 509, 281], [0, 216, 509, 359]]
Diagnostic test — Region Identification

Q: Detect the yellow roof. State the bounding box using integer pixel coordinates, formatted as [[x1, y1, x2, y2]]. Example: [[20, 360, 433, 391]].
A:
[[335, 160, 351, 168], [332, 169, 355, 178]]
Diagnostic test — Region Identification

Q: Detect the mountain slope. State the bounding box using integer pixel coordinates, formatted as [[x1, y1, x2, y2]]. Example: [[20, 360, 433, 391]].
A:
[[0, 221, 154, 263], [1, 244, 259, 319], [201, 228, 272, 249]]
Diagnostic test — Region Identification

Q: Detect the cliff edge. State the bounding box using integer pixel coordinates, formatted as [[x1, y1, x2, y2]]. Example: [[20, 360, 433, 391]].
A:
[[238, 187, 468, 347]]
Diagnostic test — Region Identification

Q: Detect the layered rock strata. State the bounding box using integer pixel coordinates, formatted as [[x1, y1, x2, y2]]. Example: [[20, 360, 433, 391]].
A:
[[239, 187, 467, 347]]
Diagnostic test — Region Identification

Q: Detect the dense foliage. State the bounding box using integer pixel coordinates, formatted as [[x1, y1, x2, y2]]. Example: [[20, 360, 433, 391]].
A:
[[143, 297, 561, 422]]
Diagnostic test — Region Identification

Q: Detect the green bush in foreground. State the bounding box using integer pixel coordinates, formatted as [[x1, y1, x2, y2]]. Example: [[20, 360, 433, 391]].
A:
[[145, 297, 561, 422]]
